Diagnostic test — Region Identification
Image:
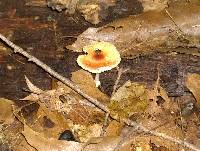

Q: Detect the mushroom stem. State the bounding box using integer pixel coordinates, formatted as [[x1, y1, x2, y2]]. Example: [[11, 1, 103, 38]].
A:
[[95, 73, 101, 87]]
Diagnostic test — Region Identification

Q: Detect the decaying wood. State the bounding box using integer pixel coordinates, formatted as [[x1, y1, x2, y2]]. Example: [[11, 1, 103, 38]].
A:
[[1, 33, 200, 151], [46, 0, 143, 24], [67, 1, 200, 58], [0, 34, 109, 113]]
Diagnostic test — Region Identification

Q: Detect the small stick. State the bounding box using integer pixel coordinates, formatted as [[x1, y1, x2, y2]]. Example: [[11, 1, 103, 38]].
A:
[[112, 67, 129, 96], [122, 118, 200, 151], [0, 33, 109, 113], [165, 9, 184, 35], [100, 112, 110, 136], [1, 33, 200, 151]]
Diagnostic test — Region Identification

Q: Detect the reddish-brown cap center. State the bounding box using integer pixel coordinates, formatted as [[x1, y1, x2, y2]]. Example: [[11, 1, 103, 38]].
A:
[[92, 49, 105, 61]]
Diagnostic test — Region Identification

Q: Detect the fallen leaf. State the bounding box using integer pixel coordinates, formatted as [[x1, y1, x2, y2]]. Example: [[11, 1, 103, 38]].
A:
[[142, 75, 179, 129], [105, 120, 124, 137], [0, 115, 35, 151], [186, 73, 200, 107], [139, 0, 168, 12], [183, 113, 200, 147], [0, 98, 36, 150], [72, 124, 102, 142], [12, 133, 37, 151], [22, 124, 83, 151], [67, 2, 200, 58], [83, 136, 121, 151], [0, 98, 14, 125], [21, 74, 106, 142], [25, 76, 44, 94], [35, 106, 70, 138], [22, 76, 71, 112], [71, 69, 110, 104]]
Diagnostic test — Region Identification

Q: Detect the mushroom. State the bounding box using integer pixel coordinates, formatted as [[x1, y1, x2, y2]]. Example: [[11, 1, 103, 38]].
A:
[[77, 41, 121, 87]]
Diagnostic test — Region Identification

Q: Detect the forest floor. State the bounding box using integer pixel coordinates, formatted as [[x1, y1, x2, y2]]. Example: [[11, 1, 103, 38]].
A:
[[0, 0, 200, 151]]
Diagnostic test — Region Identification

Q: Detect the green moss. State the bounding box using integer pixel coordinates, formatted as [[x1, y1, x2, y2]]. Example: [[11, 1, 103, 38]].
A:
[[109, 82, 149, 120]]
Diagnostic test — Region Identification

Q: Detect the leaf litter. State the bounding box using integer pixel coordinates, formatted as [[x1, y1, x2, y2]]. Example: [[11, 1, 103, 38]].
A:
[[0, 68, 200, 150], [67, 0, 200, 58], [1, 0, 200, 150]]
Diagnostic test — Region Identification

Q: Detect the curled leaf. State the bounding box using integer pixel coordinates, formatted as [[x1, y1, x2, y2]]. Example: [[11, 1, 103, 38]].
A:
[[186, 73, 200, 107], [25, 76, 44, 94], [22, 124, 83, 151]]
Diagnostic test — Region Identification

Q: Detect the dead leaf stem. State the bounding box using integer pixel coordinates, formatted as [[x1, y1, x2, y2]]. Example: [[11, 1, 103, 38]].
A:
[[0, 33, 200, 151], [111, 67, 129, 96], [165, 8, 184, 34]]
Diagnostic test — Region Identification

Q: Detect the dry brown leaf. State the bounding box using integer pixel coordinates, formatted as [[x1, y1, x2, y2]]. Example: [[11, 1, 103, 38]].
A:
[[25, 76, 44, 94], [183, 113, 200, 148], [0, 114, 36, 151], [67, 2, 200, 58], [83, 136, 121, 151], [139, 0, 169, 11], [12, 133, 37, 151], [0, 98, 14, 125], [56, 80, 105, 126], [14, 78, 71, 139], [149, 127, 184, 151], [186, 73, 200, 107], [131, 75, 185, 151], [21, 73, 105, 142], [72, 123, 102, 142], [22, 124, 83, 151], [35, 106, 70, 138], [77, 0, 116, 24], [71, 69, 110, 104], [22, 77, 71, 112], [146, 72, 179, 116], [121, 136, 152, 151], [13, 102, 70, 139], [115, 122, 184, 151], [21, 93, 39, 102], [126, 135, 183, 151], [105, 120, 124, 137], [0, 99, 35, 151]]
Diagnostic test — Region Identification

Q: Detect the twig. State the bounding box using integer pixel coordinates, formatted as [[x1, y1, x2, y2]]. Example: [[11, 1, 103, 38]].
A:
[[114, 126, 141, 151], [165, 9, 185, 36], [112, 67, 129, 96], [100, 112, 110, 136], [1, 33, 200, 151], [0, 33, 109, 113], [122, 119, 200, 151]]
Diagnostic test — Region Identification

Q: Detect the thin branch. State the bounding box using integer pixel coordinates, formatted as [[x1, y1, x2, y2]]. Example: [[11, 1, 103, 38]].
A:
[[114, 126, 141, 151], [165, 9, 185, 36], [100, 112, 110, 136], [0, 33, 200, 151], [0, 34, 109, 113], [112, 67, 129, 96], [122, 118, 200, 151]]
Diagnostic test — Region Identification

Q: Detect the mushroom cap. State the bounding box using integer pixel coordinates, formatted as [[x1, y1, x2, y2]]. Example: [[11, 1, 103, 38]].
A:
[[77, 41, 121, 73]]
